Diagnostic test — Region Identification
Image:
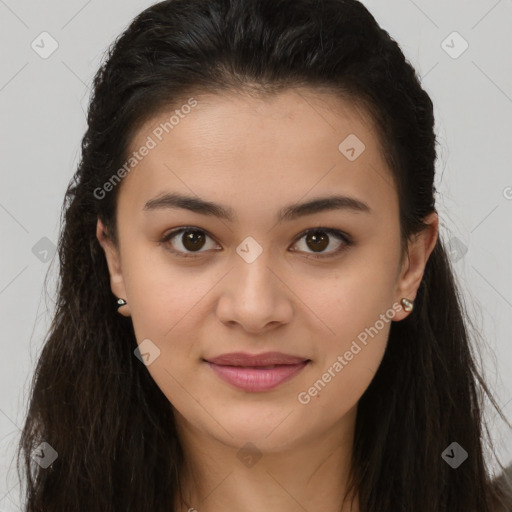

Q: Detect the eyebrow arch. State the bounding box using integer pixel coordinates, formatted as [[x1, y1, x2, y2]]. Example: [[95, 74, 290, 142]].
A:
[[143, 192, 371, 222]]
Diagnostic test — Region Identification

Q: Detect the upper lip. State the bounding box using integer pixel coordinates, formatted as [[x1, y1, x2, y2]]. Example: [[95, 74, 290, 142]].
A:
[[205, 352, 310, 366]]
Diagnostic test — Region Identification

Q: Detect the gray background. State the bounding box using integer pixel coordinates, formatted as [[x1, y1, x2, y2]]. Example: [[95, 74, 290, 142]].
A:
[[1, 0, 511, 508]]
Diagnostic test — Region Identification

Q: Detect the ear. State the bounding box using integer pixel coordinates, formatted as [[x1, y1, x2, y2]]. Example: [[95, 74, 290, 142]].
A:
[[393, 211, 438, 321], [96, 218, 131, 317]]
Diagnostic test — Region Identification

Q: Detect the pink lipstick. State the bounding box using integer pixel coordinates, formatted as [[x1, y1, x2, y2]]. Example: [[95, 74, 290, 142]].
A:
[[204, 352, 310, 392]]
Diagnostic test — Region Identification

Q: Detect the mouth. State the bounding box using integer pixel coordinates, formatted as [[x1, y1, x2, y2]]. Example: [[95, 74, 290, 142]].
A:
[[205, 351, 309, 366], [203, 352, 311, 392]]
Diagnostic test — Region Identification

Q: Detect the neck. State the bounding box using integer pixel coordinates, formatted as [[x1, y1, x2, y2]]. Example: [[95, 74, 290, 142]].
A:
[[173, 405, 359, 512]]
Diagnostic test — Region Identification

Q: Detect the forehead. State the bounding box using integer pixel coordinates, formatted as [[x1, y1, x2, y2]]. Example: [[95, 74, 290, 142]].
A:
[[118, 88, 397, 220]]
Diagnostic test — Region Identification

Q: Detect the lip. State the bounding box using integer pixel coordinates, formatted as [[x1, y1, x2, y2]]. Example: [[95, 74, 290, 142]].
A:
[[204, 352, 311, 392], [205, 351, 309, 366]]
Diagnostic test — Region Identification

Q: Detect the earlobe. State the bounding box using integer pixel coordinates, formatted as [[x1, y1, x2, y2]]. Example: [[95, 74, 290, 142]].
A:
[[96, 218, 131, 317], [394, 212, 438, 321]]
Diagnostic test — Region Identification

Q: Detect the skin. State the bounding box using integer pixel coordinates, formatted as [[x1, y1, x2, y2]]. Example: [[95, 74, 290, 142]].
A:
[[97, 88, 438, 512]]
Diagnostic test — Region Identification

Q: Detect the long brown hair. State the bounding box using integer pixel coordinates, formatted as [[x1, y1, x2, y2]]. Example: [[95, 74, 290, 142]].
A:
[[17, 0, 512, 510]]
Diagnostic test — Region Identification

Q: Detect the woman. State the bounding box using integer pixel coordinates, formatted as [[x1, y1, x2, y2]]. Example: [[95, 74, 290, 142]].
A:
[[17, 0, 512, 510]]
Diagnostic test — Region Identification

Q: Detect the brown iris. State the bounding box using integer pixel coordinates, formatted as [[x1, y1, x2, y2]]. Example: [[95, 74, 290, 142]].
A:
[[305, 231, 329, 252], [181, 230, 206, 251]]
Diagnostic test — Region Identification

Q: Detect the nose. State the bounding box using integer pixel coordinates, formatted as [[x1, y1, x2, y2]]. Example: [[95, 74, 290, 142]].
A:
[[216, 251, 294, 334]]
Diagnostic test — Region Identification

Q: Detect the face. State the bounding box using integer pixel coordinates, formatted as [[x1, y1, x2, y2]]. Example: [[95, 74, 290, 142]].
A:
[[98, 88, 437, 452]]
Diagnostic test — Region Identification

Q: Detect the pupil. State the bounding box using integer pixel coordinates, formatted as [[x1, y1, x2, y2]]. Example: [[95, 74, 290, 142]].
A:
[[183, 231, 205, 251], [307, 231, 328, 252]]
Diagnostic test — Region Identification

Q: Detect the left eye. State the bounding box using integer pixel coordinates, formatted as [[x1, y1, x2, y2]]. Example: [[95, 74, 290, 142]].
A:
[[291, 228, 352, 259], [160, 227, 352, 259]]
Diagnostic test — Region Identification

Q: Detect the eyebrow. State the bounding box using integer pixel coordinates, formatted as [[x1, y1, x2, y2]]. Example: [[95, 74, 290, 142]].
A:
[[143, 192, 371, 222]]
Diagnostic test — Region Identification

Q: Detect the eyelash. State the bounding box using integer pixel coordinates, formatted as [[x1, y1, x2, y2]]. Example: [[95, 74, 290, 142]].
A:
[[159, 226, 353, 260]]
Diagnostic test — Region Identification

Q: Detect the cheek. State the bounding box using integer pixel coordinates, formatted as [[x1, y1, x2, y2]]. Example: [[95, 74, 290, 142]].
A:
[[293, 248, 398, 390], [298, 318, 390, 417], [298, 254, 398, 340], [121, 244, 210, 339]]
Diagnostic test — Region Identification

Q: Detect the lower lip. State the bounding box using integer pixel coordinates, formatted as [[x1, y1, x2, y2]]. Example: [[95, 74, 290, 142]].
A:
[[205, 361, 309, 392]]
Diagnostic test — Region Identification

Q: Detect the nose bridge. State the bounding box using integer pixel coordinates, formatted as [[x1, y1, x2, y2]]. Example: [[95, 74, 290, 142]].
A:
[[232, 241, 279, 304], [216, 240, 293, 331]]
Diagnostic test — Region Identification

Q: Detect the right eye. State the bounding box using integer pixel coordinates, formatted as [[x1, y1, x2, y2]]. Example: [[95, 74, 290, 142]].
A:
[[160, 227, 220, 258]]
